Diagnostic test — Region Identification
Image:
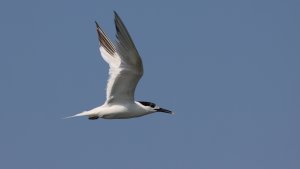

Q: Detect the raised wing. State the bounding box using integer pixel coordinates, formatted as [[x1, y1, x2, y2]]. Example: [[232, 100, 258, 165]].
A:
[[95, 11, 143, 104]]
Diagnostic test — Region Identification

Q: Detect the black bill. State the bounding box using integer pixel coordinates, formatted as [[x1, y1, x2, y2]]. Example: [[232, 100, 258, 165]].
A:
[[155, 108, 173, 114]]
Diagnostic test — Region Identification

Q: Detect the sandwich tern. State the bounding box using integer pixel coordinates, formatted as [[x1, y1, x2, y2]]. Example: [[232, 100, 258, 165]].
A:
[[67, 11, 173, 120]]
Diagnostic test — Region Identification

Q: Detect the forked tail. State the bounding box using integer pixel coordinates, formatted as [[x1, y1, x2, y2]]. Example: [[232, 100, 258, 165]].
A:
[[62, 111, 95, 119]]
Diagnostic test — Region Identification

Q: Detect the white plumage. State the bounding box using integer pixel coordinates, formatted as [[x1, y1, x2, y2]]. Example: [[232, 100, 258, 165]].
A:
[[67, 11, 173, 120]]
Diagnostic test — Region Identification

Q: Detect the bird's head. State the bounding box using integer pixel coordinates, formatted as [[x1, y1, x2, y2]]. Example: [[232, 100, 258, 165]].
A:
[[138, 101, 174, 114]]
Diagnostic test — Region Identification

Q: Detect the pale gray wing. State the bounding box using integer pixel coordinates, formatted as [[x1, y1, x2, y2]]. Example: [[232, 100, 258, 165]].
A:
[[95, 12, 143, 104]]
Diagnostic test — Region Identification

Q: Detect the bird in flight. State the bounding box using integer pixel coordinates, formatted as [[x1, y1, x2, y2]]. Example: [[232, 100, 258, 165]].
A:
[[67, 11, 173, 120]]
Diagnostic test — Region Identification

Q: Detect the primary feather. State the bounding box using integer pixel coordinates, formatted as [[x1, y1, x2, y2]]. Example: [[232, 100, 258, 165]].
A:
[[95, 11, 143, 104]]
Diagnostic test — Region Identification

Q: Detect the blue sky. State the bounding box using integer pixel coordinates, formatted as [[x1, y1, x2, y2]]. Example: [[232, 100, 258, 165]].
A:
[[0, 0, 299, 168]]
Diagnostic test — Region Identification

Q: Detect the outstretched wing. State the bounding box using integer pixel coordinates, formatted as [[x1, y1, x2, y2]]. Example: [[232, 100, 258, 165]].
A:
[[95, 11, 143, 104]]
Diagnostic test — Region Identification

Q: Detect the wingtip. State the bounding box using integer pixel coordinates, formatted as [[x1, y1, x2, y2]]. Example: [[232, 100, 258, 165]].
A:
[[95, 21, 101, 41], [113, 11, 121, 20], [95, 21, 100, 28], [113, 10, 118, 16]]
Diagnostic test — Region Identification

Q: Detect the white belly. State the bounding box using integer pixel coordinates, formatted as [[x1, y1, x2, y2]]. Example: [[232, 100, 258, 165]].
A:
[[101, 112, 148, 119], [96, 104, 151, 119]]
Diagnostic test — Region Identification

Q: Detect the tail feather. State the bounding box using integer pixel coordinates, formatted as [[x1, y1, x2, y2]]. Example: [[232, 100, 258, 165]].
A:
[[62, 111, 94, 119]]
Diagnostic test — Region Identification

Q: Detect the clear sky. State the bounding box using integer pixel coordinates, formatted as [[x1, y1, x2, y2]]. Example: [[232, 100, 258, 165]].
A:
[[0, 0, 299, 169]]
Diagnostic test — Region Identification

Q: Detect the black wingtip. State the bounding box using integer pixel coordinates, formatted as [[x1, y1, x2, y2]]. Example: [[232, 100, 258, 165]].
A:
[[95, 21, 100, 28], [95, 21, 101, 42], [113, 10, 118, 16], [113, 11, 120, 20]]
